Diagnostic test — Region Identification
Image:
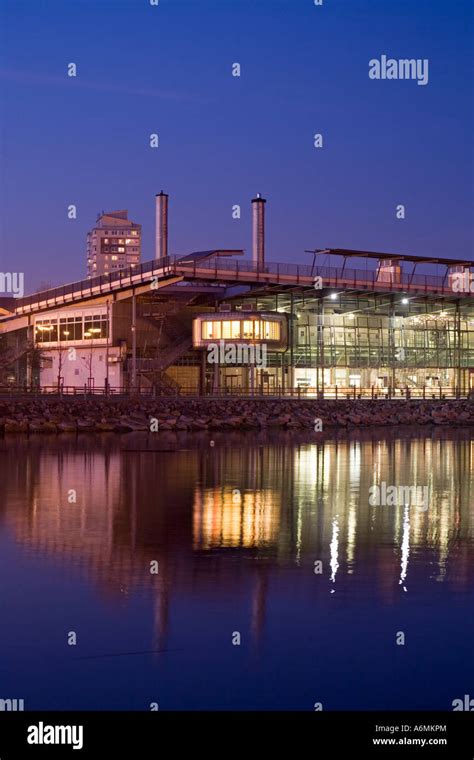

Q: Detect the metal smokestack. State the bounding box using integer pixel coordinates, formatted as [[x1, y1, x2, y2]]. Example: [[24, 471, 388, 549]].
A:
[[251, 193, 266, 269], [155, 191, 169, 260]]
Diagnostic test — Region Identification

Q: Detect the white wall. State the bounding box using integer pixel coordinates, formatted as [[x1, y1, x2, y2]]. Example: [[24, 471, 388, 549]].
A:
[[39, 346, 124, 390]]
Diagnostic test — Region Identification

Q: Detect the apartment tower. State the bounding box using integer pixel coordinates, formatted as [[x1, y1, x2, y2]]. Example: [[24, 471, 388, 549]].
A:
[[86, 210, 141, 278]]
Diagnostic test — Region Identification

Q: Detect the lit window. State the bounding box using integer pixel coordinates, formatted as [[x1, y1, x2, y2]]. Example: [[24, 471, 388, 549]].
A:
[[118, 247, 125, 252], [84, 314, 108, 339], [35, 320, 58, 343], [202, 321, 221, 340], [111, 255, 118, 261], [243, 320, 254, 339], [118, 239, 124, 244], [263, 321, 279, 341]]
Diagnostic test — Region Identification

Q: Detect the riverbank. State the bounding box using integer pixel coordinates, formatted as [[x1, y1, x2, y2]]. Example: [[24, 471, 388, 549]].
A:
[[0, 397, 473, 433]]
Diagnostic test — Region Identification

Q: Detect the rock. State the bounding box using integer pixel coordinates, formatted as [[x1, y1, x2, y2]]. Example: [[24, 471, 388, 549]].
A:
[[96, 422, 115, 432], [4, 421, 27, 433], [57, 422, 76, 432]]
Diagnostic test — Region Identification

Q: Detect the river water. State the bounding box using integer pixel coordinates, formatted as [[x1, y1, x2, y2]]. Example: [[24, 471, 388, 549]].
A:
[[0, 428, 472, 710]]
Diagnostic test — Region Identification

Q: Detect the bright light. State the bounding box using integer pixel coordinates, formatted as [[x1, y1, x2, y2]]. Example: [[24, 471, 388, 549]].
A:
[[401, 298, 409, 305], [330, 293, 338, 300]]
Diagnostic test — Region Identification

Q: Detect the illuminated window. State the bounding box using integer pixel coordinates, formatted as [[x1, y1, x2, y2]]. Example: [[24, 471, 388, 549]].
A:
[[202, 321, 221, 340], [118, 247, 125, 252], [222, 321, 231, 339], [243, 320, 254, 339], [118, 239, 124, 244], [131, 230, 138, 236], [111, 256, 118, 261], [84, 314, 108, 339], [231, 321, 240, 339], [60, 316, 83, 341], [35, 320, 58, 343], [254, 320, 261, 339], [263, 321, 280, 341]]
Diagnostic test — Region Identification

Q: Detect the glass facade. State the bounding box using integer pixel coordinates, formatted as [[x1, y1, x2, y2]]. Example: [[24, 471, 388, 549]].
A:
[[200, 318, 281, 342], [36, 314, 108, 344], [211, 293, 474, 395]]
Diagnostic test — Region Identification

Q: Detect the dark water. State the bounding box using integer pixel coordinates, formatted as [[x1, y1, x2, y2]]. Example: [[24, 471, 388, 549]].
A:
[[0, 429, 473, 711]]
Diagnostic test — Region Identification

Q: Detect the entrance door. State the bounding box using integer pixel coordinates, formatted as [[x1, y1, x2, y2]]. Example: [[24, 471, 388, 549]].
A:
[[224, 373, 240, 394]]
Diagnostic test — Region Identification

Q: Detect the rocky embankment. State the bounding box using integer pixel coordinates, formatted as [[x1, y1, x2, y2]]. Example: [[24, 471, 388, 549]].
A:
[[0, 397, 473, 433]]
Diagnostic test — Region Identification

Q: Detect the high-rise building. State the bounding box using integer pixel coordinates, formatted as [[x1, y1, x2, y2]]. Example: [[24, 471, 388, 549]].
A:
[[86, 210, 141, 278]]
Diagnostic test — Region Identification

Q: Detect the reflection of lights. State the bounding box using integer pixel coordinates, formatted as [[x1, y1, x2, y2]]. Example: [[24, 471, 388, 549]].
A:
[[346, 505, 356, 570], [231, 489, 241, 505], [193, 487, 280, 549], [329, 517, 339, 588], [349, 442, 361, 482], [294, 447, 319, 488], [399, 505, 410, 591]]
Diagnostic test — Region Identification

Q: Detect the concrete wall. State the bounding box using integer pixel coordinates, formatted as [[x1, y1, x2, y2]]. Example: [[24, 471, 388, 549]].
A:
[[39, 346, 124, 390]]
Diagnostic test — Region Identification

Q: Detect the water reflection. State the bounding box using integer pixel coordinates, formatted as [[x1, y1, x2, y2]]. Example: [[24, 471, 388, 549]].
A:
[[0, 430, 473, 708], [1, 433, 473, 587]]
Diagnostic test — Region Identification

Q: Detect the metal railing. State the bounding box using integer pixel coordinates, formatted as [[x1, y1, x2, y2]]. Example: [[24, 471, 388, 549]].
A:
[[6, 255, 472, 318], [0, 385, 471, 400]]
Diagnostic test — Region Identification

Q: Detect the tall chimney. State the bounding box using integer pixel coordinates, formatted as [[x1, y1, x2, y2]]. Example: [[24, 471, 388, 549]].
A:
[[251, 193, 266, 269], [155, 191, 169, 260]]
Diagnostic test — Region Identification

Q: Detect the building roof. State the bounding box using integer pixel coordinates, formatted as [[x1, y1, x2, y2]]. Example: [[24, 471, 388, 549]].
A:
[[100, 210, 129, 220], [177, 250, 244, 264], [311, 248, 473, 268]]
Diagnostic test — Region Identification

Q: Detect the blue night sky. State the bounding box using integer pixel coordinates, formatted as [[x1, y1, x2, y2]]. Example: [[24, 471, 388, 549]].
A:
[[0, 0, 472, 292]]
